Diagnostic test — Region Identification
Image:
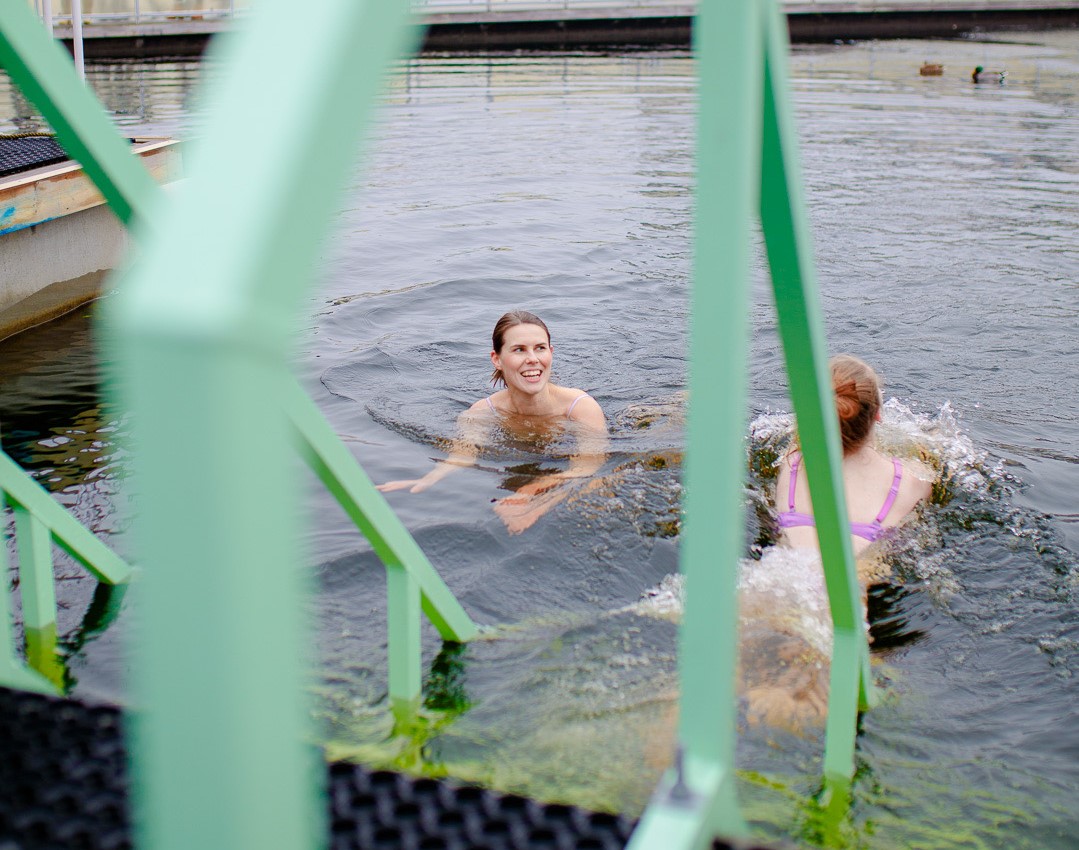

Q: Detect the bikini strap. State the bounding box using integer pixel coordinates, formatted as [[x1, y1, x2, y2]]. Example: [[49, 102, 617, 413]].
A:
[[875, 458, 903, 523], [787, 454, 801, 511], [565, 393, 587, 418], [485, 396, 496, 412]]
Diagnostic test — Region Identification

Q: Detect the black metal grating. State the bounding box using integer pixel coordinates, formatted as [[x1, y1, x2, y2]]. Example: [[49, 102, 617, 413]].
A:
[[0, 137, 70, 179], [0, 686, 772, 850]]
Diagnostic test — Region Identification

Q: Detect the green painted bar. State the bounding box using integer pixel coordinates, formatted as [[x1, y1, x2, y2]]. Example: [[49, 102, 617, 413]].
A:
[[629, 755, 730, 850], [632, 0, 764, 844], [677, 0, 761, 833], [24, 624, 64, 690], [103, 0, 420, 846], [386, 564, 423, 708], [758, 0, 874, 778], [0, 451, 131, 586], [288, 380, 478, 645], [0, 0, 158, 227], [12, 506, 57, 632], [0, 487, 57, 695], [635, 0, 874, 843]]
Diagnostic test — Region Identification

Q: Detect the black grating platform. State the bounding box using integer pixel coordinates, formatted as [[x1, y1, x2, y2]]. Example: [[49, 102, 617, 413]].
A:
[[0, 687, 773, 850], [0, 136, 70, 179]]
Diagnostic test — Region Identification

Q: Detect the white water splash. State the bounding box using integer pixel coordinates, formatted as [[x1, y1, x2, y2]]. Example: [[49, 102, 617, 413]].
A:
[[628, 547, 838, 655], [628, 399, 1011, 654]]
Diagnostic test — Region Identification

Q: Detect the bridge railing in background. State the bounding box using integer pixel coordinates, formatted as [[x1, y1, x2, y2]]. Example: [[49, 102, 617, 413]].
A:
[[0, 447, 132, 695], [29, 0, 247, 25], [31, 0, 1069, 29]]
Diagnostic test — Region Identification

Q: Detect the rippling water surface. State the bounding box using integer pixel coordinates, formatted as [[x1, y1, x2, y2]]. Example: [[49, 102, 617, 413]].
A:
[[2, 30, 1078, 848]]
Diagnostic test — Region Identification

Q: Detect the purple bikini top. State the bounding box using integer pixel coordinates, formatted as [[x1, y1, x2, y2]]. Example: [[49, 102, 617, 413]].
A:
[[777, 454, 903, 543]]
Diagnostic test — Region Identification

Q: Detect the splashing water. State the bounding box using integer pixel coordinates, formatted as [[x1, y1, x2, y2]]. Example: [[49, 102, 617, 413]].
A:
[[631, 399, 1021, 647]]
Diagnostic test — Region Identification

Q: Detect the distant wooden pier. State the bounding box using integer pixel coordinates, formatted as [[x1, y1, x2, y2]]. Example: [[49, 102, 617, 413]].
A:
[[48, 1, 1079, 57]]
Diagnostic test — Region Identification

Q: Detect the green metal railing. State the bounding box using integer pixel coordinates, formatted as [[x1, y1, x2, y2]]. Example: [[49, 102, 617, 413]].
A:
[[0, 0, 873, 845], [287, 378, 478, 711], [628, 0, 873, 846], [0, 0, 481, 845], [0, 449, 132, 694]]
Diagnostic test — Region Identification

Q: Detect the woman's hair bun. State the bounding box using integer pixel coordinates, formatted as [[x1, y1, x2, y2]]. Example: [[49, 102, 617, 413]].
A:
[[829, 355, 882, 453], [834, 379, 861, 422]]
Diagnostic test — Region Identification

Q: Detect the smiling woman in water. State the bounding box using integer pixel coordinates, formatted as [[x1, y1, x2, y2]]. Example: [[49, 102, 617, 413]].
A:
[[377, 310, 607, 533]]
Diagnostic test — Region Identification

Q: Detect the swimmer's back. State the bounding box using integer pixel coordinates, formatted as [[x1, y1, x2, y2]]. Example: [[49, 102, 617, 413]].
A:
[[776, 451, 932, 554]]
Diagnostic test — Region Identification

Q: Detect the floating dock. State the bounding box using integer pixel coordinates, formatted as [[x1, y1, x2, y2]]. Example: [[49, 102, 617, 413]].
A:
[[47, 1, 1079, 56], [0, 137, 181, 340]]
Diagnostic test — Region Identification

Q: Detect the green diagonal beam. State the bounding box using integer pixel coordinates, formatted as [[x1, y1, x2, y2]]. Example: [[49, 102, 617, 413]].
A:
[[0, 450, 131, 585], [287, 379, 478, 644], [758, 0, 874, 783], [289, 377, 478, 709], [0, 0, 157, 225]]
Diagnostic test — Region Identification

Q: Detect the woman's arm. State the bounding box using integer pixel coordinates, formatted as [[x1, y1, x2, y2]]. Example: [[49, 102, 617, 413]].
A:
[[376, 405, 490, 494], [493, 396, 608, 533]]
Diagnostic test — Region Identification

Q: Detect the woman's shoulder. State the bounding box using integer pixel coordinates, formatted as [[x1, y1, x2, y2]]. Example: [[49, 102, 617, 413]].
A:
[[896, 456, 934, 500], [465, 393, 500, 415], [557, 387, 605, 428]]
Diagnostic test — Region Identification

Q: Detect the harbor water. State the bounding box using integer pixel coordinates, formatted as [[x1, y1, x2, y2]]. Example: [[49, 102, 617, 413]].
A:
[[1, 29, 1078, 848]]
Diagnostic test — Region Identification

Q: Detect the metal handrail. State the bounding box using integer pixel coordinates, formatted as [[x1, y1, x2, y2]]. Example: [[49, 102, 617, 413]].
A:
[[287, 378, 478, 708], [629, 0, 872, 845], [4, 0, 476, 707], [2, 0, 872, 845], [33, 0, 1072, 29], [0, 448, 132, 694]]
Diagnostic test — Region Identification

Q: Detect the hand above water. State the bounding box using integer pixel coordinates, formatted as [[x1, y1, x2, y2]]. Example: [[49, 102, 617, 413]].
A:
[[376, 460, 463, 494]]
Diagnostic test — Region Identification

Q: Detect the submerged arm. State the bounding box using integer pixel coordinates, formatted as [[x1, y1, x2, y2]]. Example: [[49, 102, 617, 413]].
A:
[[377, 406, 490, 494], [494, 396, 608, 533]]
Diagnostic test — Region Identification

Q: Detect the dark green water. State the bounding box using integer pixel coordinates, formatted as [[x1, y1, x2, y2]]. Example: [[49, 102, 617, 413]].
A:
[[1, 31, 1077, 849]]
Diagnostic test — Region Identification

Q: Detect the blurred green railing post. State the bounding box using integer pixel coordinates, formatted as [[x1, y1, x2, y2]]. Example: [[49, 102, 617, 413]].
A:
[[2, 0, 477, 722], [101, 0, 424, 845], [630, 0, 874, 846], [5, 0, 459, 845]]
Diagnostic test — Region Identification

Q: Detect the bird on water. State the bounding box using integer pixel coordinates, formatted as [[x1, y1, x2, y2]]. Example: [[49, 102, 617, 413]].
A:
[[972, 65, 1006, 83]]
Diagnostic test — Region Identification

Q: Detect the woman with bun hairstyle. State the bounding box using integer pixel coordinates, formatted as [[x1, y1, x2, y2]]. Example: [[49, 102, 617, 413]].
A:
[[725, 355, 934, 730], [775, 354, 932, 557], [378, 310, 607, 534]]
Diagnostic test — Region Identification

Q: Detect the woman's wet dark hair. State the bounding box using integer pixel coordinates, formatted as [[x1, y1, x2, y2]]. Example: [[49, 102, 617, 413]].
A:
[[490, 310, 550, 386], [831, 354, 882, 453]]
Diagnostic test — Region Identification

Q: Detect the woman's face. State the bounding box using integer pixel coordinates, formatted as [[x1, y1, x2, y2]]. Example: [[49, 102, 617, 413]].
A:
[[492, 323, 553, 395]]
